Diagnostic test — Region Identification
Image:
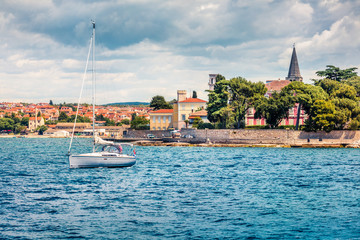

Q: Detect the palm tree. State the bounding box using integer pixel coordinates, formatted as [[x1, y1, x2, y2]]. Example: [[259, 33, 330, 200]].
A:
[[184, 119, 189, 128]]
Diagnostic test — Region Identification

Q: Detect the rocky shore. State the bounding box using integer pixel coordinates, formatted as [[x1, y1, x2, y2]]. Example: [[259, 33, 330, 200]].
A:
[[134, 140, 359, 148]]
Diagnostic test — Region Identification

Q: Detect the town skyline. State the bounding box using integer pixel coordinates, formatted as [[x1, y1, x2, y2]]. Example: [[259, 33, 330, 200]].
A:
[[1, 0, 359, 104]]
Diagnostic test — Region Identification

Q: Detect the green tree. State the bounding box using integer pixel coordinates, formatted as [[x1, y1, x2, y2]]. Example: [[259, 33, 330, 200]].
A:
[[36, 125, 48, 135], [315, 79, 359, 130], [150, 95, 173, 110], [120, 119, 130, 125], [197, 122, 215, 129], [14, 123, 26, 134], [131, 116, 150, 130], [184, 119, 189, 128], [206, 75, 230, 126], [215, 105, 235, 129], [229, 77, 267, 128], [343, 76, 360, 97], [95, 114, 115, 126], [315, 79, 357, 100], [283, 81, 328, 130], [0, 118, 14, 131], [307, 99, 337, 132], [192, 91, 197, 98], [20, 117, 29, 126], [254, 91, 295, 128], [69, 115, 91, 123], [49, 100, 53, 105], [315, 65, 358, 82], [283, 81, 328, 115], [191, 117, 203, 129], [58, 112, 69, 122]]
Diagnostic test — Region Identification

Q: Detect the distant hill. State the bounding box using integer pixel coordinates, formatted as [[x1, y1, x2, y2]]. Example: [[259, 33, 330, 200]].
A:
[[105, 102, 149, 106]]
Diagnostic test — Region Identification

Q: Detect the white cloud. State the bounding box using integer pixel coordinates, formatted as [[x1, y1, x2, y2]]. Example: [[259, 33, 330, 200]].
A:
[[0, 0, 359, 104], [253, 1, 314, 36]]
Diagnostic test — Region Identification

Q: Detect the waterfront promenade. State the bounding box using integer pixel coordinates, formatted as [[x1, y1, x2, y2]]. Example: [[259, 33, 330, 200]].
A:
[[3, 129, 360, 148]]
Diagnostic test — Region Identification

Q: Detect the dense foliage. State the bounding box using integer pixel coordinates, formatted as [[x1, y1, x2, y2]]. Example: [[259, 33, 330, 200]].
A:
[[0, 113, 28, 133], [58, 112, 91, 123], [206, 66, 360, 132], [150, 95, 173, 110], [315, 65, 358, 82], [130, 116, 150, 130]]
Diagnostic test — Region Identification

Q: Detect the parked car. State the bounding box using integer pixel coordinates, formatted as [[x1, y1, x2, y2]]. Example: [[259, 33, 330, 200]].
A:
[[170, 130, 181, 138], [147, 134, 155, 139]]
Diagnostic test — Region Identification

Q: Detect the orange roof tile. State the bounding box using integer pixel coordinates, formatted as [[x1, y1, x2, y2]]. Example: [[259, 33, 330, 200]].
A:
[[178, 98, 207, 103], [265, 80, 291, 92], [150, 109, 174, 113], [189, 109, 207, 117]]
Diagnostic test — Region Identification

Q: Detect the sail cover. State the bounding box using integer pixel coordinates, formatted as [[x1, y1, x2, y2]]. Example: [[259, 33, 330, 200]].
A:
[[95, 136, 115, 145]]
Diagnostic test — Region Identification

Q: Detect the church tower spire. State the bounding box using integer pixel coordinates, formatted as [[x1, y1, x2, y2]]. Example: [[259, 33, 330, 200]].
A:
[[286, 44, 303, 82]]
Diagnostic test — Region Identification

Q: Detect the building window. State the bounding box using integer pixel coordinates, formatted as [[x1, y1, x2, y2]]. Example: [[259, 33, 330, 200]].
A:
[[163, 116, 166, 123], [182, 114, 186, 121], [182, 104, 185, 110], [163, 127, 166, 130], [153, 116, 156, 123], [153, 127, 155, 130], [158, 116, 161, 123], [157, 127, 161, 130], [168, 116, 171, 122]]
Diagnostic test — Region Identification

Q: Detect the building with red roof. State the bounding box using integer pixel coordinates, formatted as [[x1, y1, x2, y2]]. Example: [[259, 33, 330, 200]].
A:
[[245, 45, 306, 127], [172, 90, 208, 129], [149, 109, 174, 130]]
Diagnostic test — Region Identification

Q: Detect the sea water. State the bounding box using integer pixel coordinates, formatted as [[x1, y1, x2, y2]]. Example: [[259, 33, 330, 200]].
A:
[[0, 138, 360, 239]]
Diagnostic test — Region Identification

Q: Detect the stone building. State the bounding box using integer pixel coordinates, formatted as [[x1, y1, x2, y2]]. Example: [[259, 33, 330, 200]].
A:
[[149, 109, 174, 130], [28, 117, 45, 132], [208, 74, 218, 91], [173, 90, 207, 129]]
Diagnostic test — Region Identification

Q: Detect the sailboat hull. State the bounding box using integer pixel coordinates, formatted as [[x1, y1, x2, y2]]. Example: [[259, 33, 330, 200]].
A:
[[69, 153, 136, 168]]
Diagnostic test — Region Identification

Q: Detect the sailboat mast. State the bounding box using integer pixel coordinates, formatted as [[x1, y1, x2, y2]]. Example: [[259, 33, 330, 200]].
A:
[[92, 20, 96, 153]]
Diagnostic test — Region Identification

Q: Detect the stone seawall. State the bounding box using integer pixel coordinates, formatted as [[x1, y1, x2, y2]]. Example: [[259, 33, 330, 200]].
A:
[[124, 129, 360, 146], [124, 129, 171, 138]]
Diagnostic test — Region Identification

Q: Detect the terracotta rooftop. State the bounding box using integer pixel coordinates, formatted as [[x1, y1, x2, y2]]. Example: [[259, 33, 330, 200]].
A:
[[188, 109, 207, 119], [265, 80, 291, 92], [179, 98, 207, 103], [150, 109, 174, 113]]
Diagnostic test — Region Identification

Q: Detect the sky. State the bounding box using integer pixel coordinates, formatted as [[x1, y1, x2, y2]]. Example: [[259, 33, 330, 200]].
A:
[[1, 0, 360, 104]]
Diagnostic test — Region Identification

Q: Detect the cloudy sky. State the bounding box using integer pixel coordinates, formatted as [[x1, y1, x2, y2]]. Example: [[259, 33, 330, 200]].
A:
[[1, 0, 359, 104]]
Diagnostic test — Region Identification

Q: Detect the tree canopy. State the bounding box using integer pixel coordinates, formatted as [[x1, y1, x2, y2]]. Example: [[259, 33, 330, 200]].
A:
[[254, 90, 294, 128], [131, 116, 150, 130], [206, 74, 232, 128], [149, 95, 173, 110], [205, 67, 360, 132], [315, 65, 358, 82], [229, 77, 267, 128]]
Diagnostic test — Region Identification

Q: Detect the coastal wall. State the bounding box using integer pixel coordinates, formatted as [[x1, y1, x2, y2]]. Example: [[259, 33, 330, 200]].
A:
[[125, 129, 360, 145], [124, 129, 171, 138]]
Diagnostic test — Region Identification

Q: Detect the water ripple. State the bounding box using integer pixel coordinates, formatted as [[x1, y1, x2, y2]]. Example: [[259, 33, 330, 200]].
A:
[[0, 139, 360, 239]]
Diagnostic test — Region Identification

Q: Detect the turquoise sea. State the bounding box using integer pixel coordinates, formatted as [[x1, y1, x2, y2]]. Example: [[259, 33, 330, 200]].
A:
[[0, 138, 360, 239]]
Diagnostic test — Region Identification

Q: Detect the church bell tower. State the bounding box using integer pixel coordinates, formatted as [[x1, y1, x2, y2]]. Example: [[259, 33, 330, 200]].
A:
[[286, 44, 303, 82]]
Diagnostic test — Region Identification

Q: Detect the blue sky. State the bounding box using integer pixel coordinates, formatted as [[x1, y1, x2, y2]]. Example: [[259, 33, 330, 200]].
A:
[[1, 0, 359, 104]]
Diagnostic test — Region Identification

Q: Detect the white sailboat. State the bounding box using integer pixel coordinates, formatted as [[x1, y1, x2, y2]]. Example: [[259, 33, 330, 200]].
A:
[[68, 21, 136, 168]]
